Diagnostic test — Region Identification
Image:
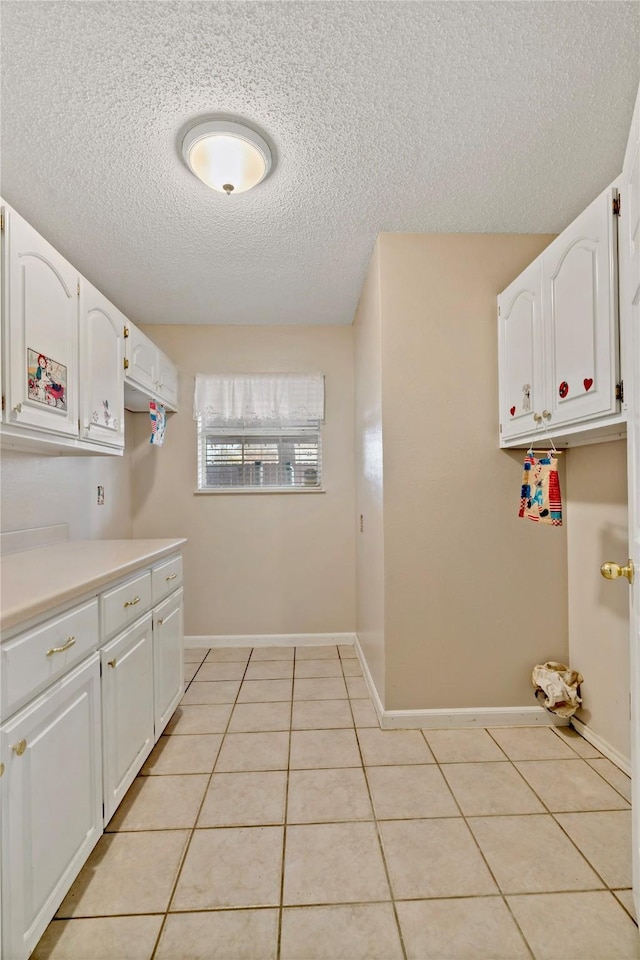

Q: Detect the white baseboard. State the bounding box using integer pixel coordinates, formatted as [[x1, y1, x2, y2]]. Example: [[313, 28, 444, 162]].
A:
[[353, 634, 568, 730], [184, 633, 357, 649], [571, 717, 631, 775]]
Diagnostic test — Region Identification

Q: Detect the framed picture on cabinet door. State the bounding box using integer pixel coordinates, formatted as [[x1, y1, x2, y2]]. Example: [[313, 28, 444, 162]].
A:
[[27, 348, 67, 410]]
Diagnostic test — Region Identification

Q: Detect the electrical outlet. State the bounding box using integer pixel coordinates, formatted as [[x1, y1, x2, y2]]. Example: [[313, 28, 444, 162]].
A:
[[97, 485, 105, 506]]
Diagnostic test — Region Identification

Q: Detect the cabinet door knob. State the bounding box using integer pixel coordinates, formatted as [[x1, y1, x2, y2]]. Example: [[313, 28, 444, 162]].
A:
[[11, 739, 27, 756], [13, 403, 22, 414], [123, 596, 141, 608], [107, 658, 117, 668], [157, 617, 164, 626], [542, 410, 551, 420], [533, 412, 542, 422], [46, 636, 76, 656], [601, 560, 634, 584], [165, 574, 177, 582], [0, 762, 5, 777]]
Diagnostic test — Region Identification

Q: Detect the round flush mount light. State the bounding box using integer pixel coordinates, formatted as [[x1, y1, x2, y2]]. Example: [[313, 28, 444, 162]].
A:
[[181, 119, 273, 195]]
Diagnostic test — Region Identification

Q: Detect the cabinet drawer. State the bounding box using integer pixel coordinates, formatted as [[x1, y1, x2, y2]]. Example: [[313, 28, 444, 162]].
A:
[[151, 555, 183, 605], [1, 599, 99, 719], [100, 571, 152, 641]]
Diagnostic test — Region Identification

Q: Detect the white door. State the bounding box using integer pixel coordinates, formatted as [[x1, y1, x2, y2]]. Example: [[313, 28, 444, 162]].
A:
[[618, 82, 640, 920], [542, 186, 620, 429], [498, 258, 544, 442], [2, 204, 79, 437], [153, 589, 184, 739], [101, 614, 154, 824], [79, 279, 125, 449], [0, 656, 102, 960], [125, 323, 157, 395]]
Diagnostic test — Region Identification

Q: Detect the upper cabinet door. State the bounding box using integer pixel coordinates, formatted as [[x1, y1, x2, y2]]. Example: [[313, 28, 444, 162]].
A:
[[2, 205, 79, 437], [79, 280, 125, 449], [156, 348, 178, 411], [498, 259, 544, 442], [125, 323, 157, 395], [542, 187, 619, 428]]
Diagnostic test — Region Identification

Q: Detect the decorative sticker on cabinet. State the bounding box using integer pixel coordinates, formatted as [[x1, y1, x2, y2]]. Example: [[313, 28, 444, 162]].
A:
[[558, 381, 569, 399], [583, 378, 593, 392], [92, 400, 118, 430], [510, 406, 516, 417], [27, 349, 67, 409], [522, 384, 531, 412]]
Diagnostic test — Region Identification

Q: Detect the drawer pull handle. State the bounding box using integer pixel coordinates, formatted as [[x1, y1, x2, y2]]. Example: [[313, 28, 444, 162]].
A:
[[107, 658, 117, 668], [11, 739, 27, 757], [123, 596, 141, 608], [46, 636, 76, 656], [165, 574, 177, 581]]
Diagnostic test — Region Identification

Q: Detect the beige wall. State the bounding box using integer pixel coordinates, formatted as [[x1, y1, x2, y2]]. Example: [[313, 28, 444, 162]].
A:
[[368, 232, 568, 711], [0, 416, 134, 540], [131, 325, 356, 639], [567, 440, 630, 761], [354, 242, 386, 701]]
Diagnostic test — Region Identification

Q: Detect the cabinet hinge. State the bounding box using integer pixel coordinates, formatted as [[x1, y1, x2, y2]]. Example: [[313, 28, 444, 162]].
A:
[[616, 381, 624, 402], [613, 194, 621, 217], [123, 325, 129, 339], [77, 281, 80, 297], [0, 212, 4, 231], [1, 395, 5, 412], [124, 358, 129, 370]]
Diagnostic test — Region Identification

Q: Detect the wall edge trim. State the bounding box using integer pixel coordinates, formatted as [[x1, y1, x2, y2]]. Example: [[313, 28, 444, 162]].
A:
[[353, 633, 568, 729], [184, 633, 357, 649], [571, 716, 631, 775]]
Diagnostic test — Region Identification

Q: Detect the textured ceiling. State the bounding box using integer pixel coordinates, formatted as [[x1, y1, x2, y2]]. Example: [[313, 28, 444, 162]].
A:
[[2, 1, 639, 326]]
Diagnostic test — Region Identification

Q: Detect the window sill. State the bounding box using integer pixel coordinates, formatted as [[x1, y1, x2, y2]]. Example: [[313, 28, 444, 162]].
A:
[[194, 487, 326, 496]]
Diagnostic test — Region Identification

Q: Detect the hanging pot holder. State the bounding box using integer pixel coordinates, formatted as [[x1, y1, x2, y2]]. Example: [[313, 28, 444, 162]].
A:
[[519, 450, 562, 526]]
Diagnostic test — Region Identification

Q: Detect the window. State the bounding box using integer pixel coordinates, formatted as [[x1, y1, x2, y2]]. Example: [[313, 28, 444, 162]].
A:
[[194, 373, 324, 492], [198, 427, 321, 490]]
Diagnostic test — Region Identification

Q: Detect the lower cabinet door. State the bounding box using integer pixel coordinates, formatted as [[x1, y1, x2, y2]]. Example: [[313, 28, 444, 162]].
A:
[[0, 655, 102, 960], [153, 589, 184, 739], [101, 614, 154, 824]]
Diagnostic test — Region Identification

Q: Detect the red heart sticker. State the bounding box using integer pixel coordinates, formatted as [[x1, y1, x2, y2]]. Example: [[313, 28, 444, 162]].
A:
[[584, 378, 593, 392], [510, 406, 516, 416]]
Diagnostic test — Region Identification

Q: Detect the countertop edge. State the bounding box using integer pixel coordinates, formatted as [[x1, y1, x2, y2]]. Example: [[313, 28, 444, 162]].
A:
[[1, 538, 187, 635]]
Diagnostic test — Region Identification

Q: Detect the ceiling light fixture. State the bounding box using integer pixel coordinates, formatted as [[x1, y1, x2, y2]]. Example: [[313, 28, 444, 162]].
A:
[[181, 119, 273, 195]]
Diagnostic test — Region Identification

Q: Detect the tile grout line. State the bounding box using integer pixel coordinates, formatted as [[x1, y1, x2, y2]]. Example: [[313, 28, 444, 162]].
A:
[[149, 647, 252, 960], [422, 728, 537, 960], [345, 654, 409, 960], [480, 729, 622, 897], [276, 649, 295, 960]]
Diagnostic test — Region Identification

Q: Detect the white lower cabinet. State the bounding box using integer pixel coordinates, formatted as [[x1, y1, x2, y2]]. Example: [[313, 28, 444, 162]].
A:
[[0, 553, 184, 959], [0, 655, 102, 960], [101, 613, 155, 825], [153, 589, 184, 739]]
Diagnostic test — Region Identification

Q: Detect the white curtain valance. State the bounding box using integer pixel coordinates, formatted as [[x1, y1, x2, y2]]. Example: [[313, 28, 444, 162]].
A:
[[193, 373, 325, 427]]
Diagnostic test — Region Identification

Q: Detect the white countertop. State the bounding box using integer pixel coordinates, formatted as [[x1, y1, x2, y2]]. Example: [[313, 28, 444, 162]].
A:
[[1, 539, 186, 633]]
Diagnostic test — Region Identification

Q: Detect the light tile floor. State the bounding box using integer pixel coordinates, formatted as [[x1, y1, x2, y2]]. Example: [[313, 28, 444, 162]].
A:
[[33, 644, 638, 960]]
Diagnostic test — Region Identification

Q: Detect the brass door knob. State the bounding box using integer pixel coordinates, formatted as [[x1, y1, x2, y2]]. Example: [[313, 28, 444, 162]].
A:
[[601, 560, 634, 584], [11, 739, 27, 756]]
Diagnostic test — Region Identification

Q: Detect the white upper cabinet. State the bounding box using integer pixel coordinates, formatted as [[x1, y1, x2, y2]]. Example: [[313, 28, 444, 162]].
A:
[[126, 322, 157, 396], [498, 185, 622, 446], [542, 187, 619, 428], [156, 347, 179, 409], [79, 280, 125, 450], [2, 204, 79, 438], [498, 259, 544, 442], [124, 322, 178, 412]]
